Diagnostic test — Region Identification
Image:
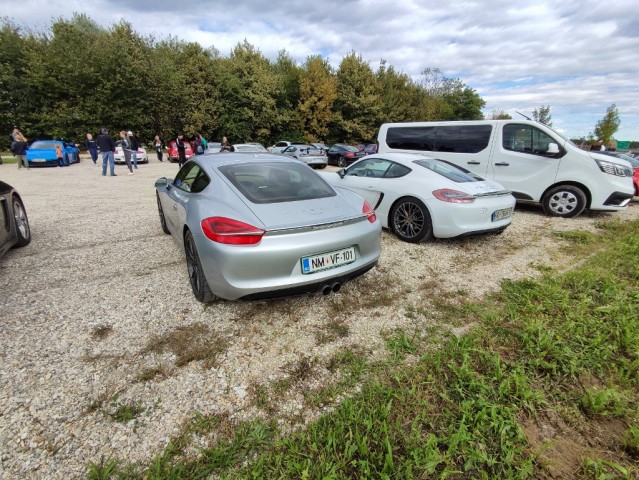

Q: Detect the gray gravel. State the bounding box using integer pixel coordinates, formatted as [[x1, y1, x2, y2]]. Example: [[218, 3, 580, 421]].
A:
[[1, 157, 637, 479]]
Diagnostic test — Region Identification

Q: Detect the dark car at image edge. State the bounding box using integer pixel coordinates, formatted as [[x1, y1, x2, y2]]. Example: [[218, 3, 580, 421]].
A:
[[0, 181, 31, 258]]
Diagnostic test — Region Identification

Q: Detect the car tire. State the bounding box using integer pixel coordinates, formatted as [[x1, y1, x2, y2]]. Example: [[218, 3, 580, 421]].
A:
[[184, 230, 216, 303], [337, 156, 347, 168], [156, 193, 170, 235], [12, 195, 31, 248], [542, 185, 587, 217], [390, 196, 433, 243]]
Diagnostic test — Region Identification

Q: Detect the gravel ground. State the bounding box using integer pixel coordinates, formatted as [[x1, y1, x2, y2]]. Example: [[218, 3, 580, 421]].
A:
[[1, 157, 638, 479]]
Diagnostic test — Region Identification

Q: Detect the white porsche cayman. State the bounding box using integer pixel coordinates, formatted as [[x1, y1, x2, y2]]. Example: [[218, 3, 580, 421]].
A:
[[321, 153, 516, 242]]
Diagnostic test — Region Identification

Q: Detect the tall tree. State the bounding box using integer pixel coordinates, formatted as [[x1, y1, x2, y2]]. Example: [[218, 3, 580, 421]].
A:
[[594, 104, 620, 145], [298, 55, 337, 142], [376, 60, 425, 123], [332, 51, 382, 143], [490, 110, 512, 119], [271, 50, 303, 141], [532, 105, 552, 126]]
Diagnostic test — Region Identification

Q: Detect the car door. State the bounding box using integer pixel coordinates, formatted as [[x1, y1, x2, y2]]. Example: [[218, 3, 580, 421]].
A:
[[338, 158, 393, 207], [490, 123, 563, 201]]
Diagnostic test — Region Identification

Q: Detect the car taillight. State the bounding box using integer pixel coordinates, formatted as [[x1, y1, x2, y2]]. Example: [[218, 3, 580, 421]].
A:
[[201, 217, 265, 245], [432, 189, 476, 203], [363, 201, 377, 223], [345, 152, 354, 157]]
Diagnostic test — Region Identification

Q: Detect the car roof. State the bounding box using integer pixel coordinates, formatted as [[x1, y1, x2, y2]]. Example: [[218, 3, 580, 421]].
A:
[[192, 152, 292, 173]]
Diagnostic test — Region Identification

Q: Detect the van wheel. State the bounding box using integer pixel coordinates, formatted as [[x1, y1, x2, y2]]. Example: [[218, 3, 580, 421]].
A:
[[390, 197, 433, 243], [542, 185, 587, 217]]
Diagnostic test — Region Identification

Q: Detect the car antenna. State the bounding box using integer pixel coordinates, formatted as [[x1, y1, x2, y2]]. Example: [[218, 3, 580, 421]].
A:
[[515, 111, 533, 121]]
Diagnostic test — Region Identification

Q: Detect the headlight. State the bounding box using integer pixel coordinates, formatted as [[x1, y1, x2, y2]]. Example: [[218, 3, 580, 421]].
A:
[[595, 159, 633, 177]]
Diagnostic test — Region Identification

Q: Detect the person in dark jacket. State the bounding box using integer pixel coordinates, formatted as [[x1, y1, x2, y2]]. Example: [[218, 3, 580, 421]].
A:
[[153, 135, 164, 162], [176, 133, 188, 166], [127, 130, 140, 169], [11, 133, 29, 169], [85, 133, 99, 165], [96, 127, 117, 176]]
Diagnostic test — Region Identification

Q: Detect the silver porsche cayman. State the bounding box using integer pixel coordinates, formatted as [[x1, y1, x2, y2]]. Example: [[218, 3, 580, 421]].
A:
[[155, 153, 381, 302]]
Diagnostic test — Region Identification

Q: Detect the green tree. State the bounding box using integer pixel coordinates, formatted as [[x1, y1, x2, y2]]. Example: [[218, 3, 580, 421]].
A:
[[298, 55, 337, 143], [332, 51, 382, 143], [594, 104, 620, 145], [490, 110, 512, 119], [215, 40, 280, 144], [376, 60, 426, 123], [271, 50, 302, 141], [532, 105, 552, 126]]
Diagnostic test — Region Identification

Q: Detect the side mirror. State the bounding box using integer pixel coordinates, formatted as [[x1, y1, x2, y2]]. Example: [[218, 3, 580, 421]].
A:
[[546, 143, 559, 155], [155, 177, 168, 188], [338, 168, 346, 178]]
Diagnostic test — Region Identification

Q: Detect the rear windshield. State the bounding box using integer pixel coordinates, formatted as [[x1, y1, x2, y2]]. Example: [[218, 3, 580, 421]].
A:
[[30, 141, 61, 149], [219, 162, 336, 204], [413, 159, 484, 183]]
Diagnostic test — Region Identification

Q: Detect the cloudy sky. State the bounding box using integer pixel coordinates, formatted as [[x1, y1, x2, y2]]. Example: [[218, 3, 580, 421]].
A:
[[4, 0, 639, 140]]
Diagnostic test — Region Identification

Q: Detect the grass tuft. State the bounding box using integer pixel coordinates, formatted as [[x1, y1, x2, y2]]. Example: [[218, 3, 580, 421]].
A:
[[144, 323, 227, 368]]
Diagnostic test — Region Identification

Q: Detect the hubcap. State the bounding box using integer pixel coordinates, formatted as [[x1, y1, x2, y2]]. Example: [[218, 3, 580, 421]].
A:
[[394, 202, 424, 238], [13, 201, 29, 239], [548, 191, 577, 214]]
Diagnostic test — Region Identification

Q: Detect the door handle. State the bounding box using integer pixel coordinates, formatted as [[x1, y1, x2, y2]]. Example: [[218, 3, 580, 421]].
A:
[[467, 161, 480, 165], [173, 204, 178, 210], [494, 162, 510, 166]]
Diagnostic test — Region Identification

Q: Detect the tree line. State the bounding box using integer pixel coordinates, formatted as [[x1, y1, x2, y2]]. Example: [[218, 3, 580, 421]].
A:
[[0, 14, 486, 147]]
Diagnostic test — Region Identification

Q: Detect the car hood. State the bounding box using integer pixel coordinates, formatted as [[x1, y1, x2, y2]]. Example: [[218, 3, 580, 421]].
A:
[[245, 190, 364, 231], [589, 152, 633, 169]]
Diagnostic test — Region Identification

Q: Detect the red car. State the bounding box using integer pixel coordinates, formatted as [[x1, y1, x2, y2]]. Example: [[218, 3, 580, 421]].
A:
[[601, 152, 639, 196], [167, 140, 194, 163]]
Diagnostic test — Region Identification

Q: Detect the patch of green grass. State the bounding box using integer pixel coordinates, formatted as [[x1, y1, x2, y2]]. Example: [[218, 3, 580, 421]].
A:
[[624, 423, 639, 456], [582, 457, 633, 479], [553, 229, 596, 244], [102, 395, 144, 423], [580, 388, 628, 417], [384, 328, 417, 360]]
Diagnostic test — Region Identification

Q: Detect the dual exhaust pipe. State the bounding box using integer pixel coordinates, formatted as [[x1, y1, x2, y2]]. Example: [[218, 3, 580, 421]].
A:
[[322, 282, 341, 295]]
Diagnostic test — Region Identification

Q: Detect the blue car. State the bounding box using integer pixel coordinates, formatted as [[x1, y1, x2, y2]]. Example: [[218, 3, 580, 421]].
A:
[[26, 140, 80, 166]]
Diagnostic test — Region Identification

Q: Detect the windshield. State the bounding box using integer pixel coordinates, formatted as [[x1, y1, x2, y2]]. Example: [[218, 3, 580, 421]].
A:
[[30, 141, 61, 149]]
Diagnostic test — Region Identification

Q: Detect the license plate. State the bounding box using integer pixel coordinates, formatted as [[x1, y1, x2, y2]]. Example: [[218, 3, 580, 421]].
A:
[[301, 246, 356, 274], [33, 158, 46, 162], [492, 207, 512, 221]]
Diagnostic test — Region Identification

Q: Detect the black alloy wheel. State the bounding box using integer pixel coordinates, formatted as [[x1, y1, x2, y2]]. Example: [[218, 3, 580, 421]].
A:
[[184, 230, 215, 303], [390, 197, 433, 243], [156, 193, 170, 234]]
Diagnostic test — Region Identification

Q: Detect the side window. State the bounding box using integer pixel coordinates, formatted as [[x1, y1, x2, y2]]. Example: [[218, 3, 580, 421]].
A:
[[346, 158, 393, 177], [387, 127, 435, 151], [385, 162, 411, 178], [276, 142, 287, 147], [174, 163, 207, 192], [503, 124, 556, 156]]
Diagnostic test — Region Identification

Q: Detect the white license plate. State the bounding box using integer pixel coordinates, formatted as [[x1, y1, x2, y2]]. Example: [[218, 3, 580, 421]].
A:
[[33, 158, 46, 162], [301, 246, 356, 274], [492, 207, 512, 221]]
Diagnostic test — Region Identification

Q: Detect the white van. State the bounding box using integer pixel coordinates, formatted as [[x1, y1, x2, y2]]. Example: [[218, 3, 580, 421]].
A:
[[377, 120, 635, 217]]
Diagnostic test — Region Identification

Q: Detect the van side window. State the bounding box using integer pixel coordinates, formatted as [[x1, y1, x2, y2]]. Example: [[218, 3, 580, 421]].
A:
[[503, 124, 556, 156], [386, 125, 491, 153]]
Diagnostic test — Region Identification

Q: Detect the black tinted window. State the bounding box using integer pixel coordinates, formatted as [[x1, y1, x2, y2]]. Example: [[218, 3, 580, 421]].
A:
[[386, 125, 491, 153], [219, 162, 336, 204]]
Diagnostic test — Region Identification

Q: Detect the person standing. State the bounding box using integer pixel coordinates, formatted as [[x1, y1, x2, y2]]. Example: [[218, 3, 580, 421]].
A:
[[85, 133, 99, 165], [96, 127, 117, 176], [118, 131, 134, 175], [128, 130, 139, 169], [153, 135, 164, 162], [220, 136, 231, 152], [11, 133, 29, 170], [176, 133, 188, 167], [55, 144, 65, 167]]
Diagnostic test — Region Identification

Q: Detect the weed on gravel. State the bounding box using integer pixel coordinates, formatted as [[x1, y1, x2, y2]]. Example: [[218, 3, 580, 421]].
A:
[[143, 322, 227, 368], [88, 218, 639, 479]]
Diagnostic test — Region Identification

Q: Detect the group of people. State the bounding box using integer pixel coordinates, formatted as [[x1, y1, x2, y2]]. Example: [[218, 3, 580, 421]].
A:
[[7, 126, 232, 175]]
